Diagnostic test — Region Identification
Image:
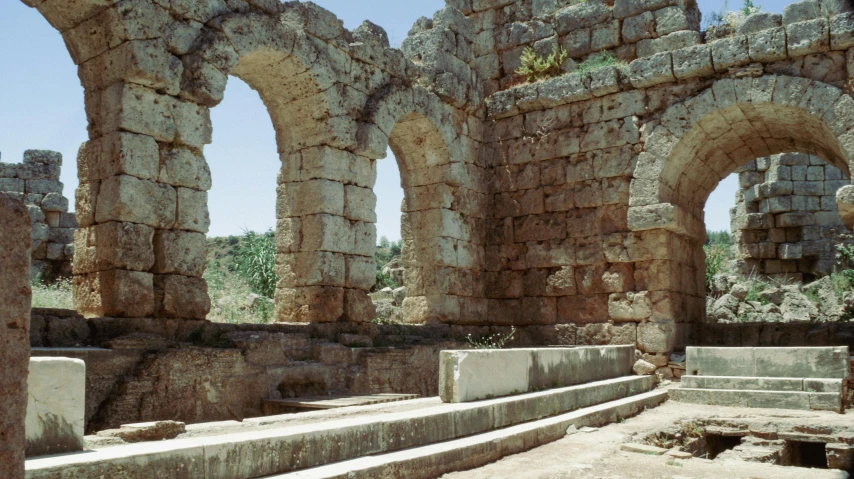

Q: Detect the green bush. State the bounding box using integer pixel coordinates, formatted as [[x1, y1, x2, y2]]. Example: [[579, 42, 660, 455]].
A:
[[465, 327, 517, 349], [706, 230, 732, 246], [516, 45, 568, 83], [704, 244, 731, 291], [233, 229, 277, 299]]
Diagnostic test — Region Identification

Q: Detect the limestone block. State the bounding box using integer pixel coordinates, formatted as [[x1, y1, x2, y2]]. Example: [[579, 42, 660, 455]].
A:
[[787, 18, 830, 57], [622, 11, 655, 43], [628, 52, 675, 88], [41, 192, 68, 213], [636, 30, 701, 57], [80, 39, 181, 95], [672, 44, 714, 79], [277, 180, 345, 218], [748, 27, 788, 62], [343, 288, 375, 322], [25, 358, 85, 458], [172, 99, 212, 149], [537, 71, 592, 107], [831, 13, 854, 50], [344, 185, 377, 222], [561, 28, 591, 57], [711, 35, 749, 72], [26, 179, 63, 195], [300, 214, 355, 254], [75, 182, 98, 228], [554, 2, 611, 34], [0, 178, 25, 193], [346, 256, 376, 290], [80, 123, 159, 182], [576, 322, 637, 346], [91, 83, 177, 143], [637, 321, 675, 353], [513, 213, 566, 242], [176, 187, 210, 233], [154, 275, 210, 319], [95, 175, 176, 228], [277, 251, 346, 287], [783, 0, 821, 24], [753, 347, 849, 378], [159, 147, 212, 191], [591, 20, 620, 51], [73, 269, 155, 318], [738, 12, 783, 34], [153, 230, 206, 277], [654, 6, 691, 36], [73, 222, 155, 274], [609, 292, 652, 321], [275, 286, 344, 323], [778, 243, 803, 259]]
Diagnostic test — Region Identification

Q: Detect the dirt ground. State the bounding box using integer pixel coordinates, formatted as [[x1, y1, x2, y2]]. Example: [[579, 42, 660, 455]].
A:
[[441, 398, 852, 479]]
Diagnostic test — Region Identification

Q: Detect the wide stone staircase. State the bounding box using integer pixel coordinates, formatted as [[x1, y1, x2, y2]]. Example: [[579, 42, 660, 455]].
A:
[[671, 346, 850, 412], [26, 346, 665, 479]]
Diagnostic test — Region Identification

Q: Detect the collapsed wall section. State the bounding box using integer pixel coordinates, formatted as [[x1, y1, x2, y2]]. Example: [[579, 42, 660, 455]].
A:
[[732, 152, 854, 280], [0, 150, 75, 280]]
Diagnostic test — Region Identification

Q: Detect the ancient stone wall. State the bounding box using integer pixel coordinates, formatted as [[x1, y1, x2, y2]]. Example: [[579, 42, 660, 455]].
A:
[[0, 150, 75, 280], [483, 0, 854, 364], [732, 152, 854, 281], [0, 194, 32, 479], [14, 0, 854, 372]]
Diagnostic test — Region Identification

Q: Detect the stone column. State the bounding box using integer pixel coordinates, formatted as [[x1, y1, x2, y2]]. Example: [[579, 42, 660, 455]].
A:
[[275, 146, 378, 322], [0, 194, 33, 479]]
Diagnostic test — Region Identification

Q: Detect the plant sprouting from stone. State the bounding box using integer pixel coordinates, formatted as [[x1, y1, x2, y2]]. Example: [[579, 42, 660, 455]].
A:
[[576, 50, 625, 76], [516, 45, 568, 83], [465, 327, 517, 349]]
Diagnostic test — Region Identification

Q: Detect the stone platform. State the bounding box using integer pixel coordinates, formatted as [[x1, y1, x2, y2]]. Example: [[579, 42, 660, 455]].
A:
[[671, 346, 850, 412]]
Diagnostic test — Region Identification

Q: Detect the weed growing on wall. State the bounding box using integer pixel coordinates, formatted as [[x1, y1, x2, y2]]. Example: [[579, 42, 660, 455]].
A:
[[517, 45, 568, 83], [465, 327, 517, 349], [31, 276, 73, 309], [576, 50, 625, 76]]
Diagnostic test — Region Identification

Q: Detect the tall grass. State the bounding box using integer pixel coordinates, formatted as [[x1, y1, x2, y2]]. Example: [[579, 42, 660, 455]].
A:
[[31, 276, 73, 309], [233, 229, 277, 299]]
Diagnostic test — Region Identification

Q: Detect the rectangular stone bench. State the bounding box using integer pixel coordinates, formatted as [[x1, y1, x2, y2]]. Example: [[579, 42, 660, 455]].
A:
[[440, 345, 634, 403], [671, 347, 850, 413]]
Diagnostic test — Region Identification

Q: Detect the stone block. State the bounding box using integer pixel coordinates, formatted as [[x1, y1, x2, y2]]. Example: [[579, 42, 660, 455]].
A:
[[275, 286, 344, 323], [748, 27, 788, 62], [628, 52, 675, 88], [176, 187, 210, 233], [754, 347, 849, 379], [681, 375, 804, 391], [154, 274, 211, 319], [300, 214, 354, 253], [153, 230, 206, 277], [439, 345, 633, 403], [711, 35, 749, 72], [654, 6, 692, 36], [637, 321, 675, 353], [738, 12, 782, 34], [783, 0, 821, 24], [277, 180, 345, 218], [95, 175, 176, 229], [344, 185, 377, 223], [672, 44, 714, 79], [686, 347, 755, 376], [159, 146, 212, 191], [73, 269, 155, 318], [73, 222, 155, 274], [622, 11, 655, 43], [787, 18, 830, 57], [831, 13, 854, 50], [25, 358, 85, 458]]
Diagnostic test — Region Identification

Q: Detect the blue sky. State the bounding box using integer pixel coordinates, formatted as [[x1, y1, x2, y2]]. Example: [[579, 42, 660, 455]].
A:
[[0, 0, 793, 238]]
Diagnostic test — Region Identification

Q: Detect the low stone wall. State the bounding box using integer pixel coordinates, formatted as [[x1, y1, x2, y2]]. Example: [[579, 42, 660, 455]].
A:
[[25, 358, 86, 458], [687, 346, 850, 378], [0, 150, 75, 280], [439, 345, 634, 402]]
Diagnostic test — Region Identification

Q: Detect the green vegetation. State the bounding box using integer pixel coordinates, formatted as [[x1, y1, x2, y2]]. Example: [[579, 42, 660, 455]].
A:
[[464, 327, 517, 349], [374, 236, 403, 291], [516, 45, 568, 83], [705, 230, 732, 246], [703, 0, 761, 31], [703, 230, 734, 292], [31, 276, 73, 310], [233, 229, 277, 299], [575, 50, 625, 76]]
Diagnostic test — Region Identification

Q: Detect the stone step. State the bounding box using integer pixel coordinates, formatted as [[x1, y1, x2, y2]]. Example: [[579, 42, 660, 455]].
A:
[[681, 375, 844, 393], [264, 390, 668, 479], [26, 375, 657, 478], [263, 394, 421, 414], [670, 387, 842, 412]]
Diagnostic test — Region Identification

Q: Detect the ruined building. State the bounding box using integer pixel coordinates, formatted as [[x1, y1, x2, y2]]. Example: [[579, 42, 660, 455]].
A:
[[5, 0, 854, 476], [0, 150, 75, 280], [731, 152, 854, 280]]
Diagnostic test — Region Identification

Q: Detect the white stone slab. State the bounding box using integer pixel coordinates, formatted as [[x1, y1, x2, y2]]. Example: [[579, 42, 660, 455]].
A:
[[25, 357, 86, 457]]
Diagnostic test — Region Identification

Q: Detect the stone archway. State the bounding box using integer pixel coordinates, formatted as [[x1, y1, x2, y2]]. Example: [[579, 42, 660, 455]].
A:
[[627, 75, 854, 332], [0, 195, 33, 479], [359, 86, 487, 324]]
